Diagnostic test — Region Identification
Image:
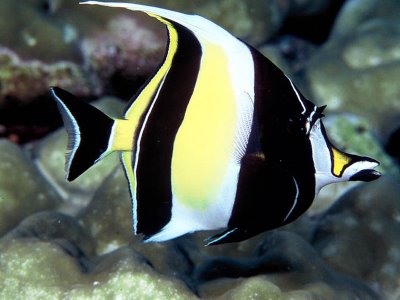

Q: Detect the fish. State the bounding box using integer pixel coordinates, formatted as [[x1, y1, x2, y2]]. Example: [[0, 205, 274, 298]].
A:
[[50, 1, 381, 246]]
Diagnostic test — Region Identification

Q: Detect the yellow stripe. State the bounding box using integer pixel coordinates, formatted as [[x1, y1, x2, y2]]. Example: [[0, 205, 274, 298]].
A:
[[120, 151, 137, 231], [171, 40, 237, 210], [121, 151, 135, 192], [118, 16, 178, 233], [125, 14, 177, 120], [116, 17, 178, 148], [331, 147, 351, 177]]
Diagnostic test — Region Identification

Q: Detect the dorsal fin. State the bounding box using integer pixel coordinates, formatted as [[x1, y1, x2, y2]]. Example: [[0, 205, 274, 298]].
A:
[[80, 1, 227, 37]]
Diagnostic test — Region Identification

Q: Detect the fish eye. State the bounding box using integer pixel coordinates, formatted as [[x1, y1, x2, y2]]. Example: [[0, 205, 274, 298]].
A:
[[287, 115, 308, 135]]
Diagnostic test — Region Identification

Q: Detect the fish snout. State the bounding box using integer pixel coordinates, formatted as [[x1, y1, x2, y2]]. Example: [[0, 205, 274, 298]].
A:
[[348, 159, 381, 182]]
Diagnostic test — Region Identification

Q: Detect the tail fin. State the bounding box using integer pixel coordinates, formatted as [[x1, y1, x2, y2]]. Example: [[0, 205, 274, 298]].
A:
[[50, 87, 115, 181]]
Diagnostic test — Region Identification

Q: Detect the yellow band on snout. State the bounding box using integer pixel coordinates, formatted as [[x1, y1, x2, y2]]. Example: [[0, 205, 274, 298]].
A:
[[331, 147, 351, 177]]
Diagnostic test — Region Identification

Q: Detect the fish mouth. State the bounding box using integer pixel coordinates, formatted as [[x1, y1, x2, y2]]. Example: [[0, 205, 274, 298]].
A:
[[349, 169, 381, 182]]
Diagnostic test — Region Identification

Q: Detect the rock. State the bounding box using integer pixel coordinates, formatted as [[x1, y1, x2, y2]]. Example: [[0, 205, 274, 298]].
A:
[[80, 13, 165, 84], [0, 140, 61, 236], [4, 211, 96, 261], [0, 0, 164, 105], [312, 176, 400, 299], [79, 167, 133, 254], [195, 231, 380, 299], [0, 0, 80, 63], [0, 0, 98, 103], [184, 230, 271, 264], [289, 0, 332, 16], [183, 213, 316, 267], [261, 36, 317, 75], [130, 240, 195, 288], [0, 211, 196, 299], [0, 240, 196, 299], [260, 44, 292, 75], [132, 0, 289, 44], [0, 0, 162, 64], [0, 47, 99, 106], [0, 211, 92, 298], [330, 0, 400, 38], [200, 276, 316, 300], [0, 211, 95, 285], [31, 97, 125, 214], [76, 247, 196, 300], [305, 0, 400, 142], [156, 0, 336, 45], [31, 129, 120, 214], [0, 238, 87, 299], [79, 167, 194, 286], [255, 232, 379, 300]]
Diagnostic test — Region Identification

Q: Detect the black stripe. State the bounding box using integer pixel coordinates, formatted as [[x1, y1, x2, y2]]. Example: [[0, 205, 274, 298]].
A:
[[228, 47, 316, 236], [254, 46, 315, 218], [254, 46, 316, 219], [135, 21, 202, 237], [112, 34, 170, 233]]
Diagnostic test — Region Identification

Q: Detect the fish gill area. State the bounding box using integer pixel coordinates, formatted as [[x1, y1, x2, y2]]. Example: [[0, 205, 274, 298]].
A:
[[0, 0, 399, 299]]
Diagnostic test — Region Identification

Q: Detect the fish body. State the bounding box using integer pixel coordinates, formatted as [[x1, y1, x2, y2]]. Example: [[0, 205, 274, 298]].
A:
[[51, 1, 381, 245]]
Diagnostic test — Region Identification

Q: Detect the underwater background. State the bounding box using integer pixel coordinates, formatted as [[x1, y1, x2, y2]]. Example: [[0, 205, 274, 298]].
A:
[[0, 0, 399, 299]]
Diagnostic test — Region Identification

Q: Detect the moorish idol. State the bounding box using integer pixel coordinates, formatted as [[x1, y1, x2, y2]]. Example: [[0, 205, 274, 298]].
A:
[[50, 1, 381, 245]]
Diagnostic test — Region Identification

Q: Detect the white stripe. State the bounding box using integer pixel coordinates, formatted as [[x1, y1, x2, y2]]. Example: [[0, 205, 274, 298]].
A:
[[107, 123, 117, 153], [97, 120, 118, 163], [51, 89, 81, 178], [308, 106, 317, 121], [154, 23, 255, 241], [132, 70, 169, 233], [285, 75, 306, 114], [305, 106, 318, 134], [283, 176, 299, 222], [308, 106, 317, 125]]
